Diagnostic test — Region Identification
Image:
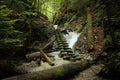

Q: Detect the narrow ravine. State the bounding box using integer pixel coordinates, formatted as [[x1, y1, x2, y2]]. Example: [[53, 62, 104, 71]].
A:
[[1, 0, 120, 80]]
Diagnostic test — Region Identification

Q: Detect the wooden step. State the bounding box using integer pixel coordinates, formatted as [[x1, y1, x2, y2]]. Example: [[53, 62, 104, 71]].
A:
[[58, 44, 68, 47], [61, 50, 72, 52], [65, 50, 73, 52], [59, 47, 71, 50], [58, 42, 68, 44], [56, 38, 66, 42]]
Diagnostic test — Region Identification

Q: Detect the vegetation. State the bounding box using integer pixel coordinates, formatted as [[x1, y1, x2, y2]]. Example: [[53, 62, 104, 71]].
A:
[[0, 0, 120, 80], [0, 0, 54, 57], [57, 0, 120, 79]]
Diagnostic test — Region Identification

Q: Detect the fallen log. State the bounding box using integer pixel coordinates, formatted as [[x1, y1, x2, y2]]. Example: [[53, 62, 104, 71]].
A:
[[2, 47, 106, 80], [25, 50, 54, 66], [0, 50, 55, 79], [25, 52, 41, 61], [3, 60, 91, 80], [28, 36, 55, 52], [39, 49, 54, 66], [42, 36, 56, 50]]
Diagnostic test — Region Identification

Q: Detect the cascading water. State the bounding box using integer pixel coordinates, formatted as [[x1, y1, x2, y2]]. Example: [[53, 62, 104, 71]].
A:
[[63, 31, 80, 49], [53, 25, 58, 30], [53, 24, 80, 54]]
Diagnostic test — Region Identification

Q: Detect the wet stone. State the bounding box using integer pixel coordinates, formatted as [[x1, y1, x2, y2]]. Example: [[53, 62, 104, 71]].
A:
[[74, 56, 81, 60], [58, 45, 68, 47], [71, 54, 78, 58], [63, 56, 71, 60], [59, 52, 67, 57]]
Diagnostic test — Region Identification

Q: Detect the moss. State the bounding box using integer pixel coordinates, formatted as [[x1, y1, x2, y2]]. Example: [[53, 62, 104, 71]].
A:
[[104, 35, 112, 47], [54, 67, 64, 78], [64, 22, 70, 29]]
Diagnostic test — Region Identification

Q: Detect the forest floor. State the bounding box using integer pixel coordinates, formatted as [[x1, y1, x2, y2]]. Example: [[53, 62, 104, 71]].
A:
[[16, 52, 107, 80], [73, 64, 105, 80], [1, 26, 106, 80], [17, 52, 70, 73], [16, 51, 93, 73]]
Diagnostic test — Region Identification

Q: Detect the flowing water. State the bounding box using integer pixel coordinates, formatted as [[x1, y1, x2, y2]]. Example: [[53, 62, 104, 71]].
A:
[[63, 31, 80, 49], [3, 29, 98, 80], [2, 27, 103, 80], [16, 31, 81, 73]]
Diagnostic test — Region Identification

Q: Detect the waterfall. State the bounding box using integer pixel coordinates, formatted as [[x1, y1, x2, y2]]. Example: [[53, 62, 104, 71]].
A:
[[64, 32, 80, 49], [53, 25, 58, 30]]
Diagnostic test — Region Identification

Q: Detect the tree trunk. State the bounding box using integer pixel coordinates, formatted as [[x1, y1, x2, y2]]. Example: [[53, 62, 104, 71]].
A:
[[2, 49, 107, 80], [43, 35, 56, 50], [86, 7, 94, 50], [39, 49, 54, 65], [3, 60, 90, 80]]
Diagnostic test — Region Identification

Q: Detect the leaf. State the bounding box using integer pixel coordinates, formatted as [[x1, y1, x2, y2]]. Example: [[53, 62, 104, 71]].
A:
[[0, 5, 13, 17]]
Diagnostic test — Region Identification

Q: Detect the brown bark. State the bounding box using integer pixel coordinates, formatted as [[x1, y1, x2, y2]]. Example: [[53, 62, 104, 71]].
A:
[[25, 52, 41, 61], [42, 36, 56, 50], [2, 50, 106, 80], [25, 49, 54, 66], [39, 49, 54, 66]]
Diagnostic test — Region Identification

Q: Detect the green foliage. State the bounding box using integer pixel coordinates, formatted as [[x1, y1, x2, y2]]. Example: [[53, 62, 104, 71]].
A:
[[104, 35, 112, 47], [18, 10, 54, 43], [0, 5, 13, 18], [0, 5, 25, 55], [0, 0, 61, 57], [0, 0, 31, 12], [69, 0, 90, 13], [38, 0, 65, 21], [114, 31, 120, 42], [55, 68, 64, 76], [0, 38, 23, 48]]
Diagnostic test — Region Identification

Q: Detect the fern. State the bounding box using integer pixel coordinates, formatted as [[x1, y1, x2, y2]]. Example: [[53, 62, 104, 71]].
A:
[[0, 5, 25, 51]]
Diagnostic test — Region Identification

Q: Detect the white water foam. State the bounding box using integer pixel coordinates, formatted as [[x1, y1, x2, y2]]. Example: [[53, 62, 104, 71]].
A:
[[53, 25, 58, 30], [64, 32, 80, 49]]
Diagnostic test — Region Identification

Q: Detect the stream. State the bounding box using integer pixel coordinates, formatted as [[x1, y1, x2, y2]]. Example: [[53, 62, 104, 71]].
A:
[[16, 30, 81, 73], [63, 31, 80, 49], [2, 28, 104, 80]]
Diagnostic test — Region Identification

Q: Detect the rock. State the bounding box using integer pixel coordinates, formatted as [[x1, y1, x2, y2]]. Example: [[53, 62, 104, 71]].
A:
[[63, 56, 71, 60], [74, 57, 81, 60], [46, 54, 55, 57], [59, 52, 67, 57], [71, 54, 78, 58]]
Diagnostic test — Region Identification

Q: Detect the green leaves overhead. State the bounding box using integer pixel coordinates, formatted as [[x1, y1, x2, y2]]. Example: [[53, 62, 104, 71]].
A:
[[33, 0, 65, 21]]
